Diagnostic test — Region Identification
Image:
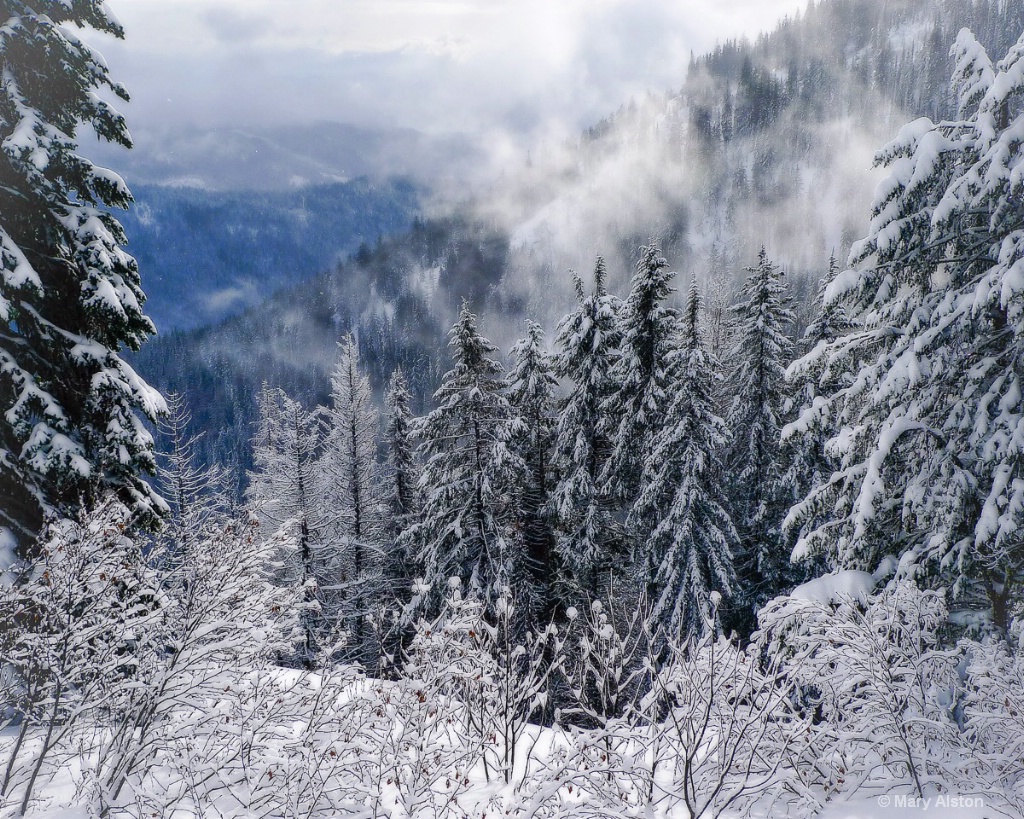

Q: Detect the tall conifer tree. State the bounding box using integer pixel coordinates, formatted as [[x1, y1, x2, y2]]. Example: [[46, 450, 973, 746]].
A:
[[0, 2, 164, 558], [550, 260, 622, 596], [725, 247, 795, 631], [602, 244, 680, 506], [382, 367, 419, 592], [788, 30, 1024, 634], [246, 385, 327, 668], [631, 282, 738, 638], [506, 320, 558, 615], [405, 301, 525, 605], [322, 335, 382, 664]]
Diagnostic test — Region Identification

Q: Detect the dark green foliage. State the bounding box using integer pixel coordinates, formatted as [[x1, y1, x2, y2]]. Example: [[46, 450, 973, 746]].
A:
[[550, 260, 624, 598], [506, 321, 559, 617], [405, 302, 525, 603], [0, 1, 164, 555], [724, 248, 795, 635], [630, 283, 738, 638]]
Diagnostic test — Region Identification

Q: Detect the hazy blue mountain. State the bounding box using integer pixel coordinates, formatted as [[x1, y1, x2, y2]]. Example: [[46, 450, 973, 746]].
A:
[[132, 217, 508, 492], [95, 121, 482, 191], [123, 179, 421, 331]]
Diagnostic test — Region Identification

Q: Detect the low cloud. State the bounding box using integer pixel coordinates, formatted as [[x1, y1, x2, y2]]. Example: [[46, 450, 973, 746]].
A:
[[202, 8, 274, 44], [86, 0, 806, 137]]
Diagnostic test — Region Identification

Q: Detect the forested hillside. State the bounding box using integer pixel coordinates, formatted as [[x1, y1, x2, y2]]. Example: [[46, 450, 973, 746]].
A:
[[4, 0, 1024, 816], [137, 0, 1024, 494], [123, 178, 421, 331]]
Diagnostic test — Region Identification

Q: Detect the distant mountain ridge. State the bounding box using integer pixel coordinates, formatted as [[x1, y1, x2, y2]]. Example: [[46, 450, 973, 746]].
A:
[[95, 121, 481, 191], [123, 178, 421, 332]]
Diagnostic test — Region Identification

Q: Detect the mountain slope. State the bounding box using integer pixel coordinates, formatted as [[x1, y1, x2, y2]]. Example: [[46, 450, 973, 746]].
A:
[[95, 121, 482, 191], [123, 179, 421, 331], [134, 0, 1024, 489]]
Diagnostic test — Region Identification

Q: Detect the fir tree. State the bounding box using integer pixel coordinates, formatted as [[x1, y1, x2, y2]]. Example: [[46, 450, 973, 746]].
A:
[[0, 2, 165, 559], [506, 320, 559, 616], [155, 392, 228, 559], [630, 282, 738, 638], [802, 252, 854, 351], [725, 247, 795, 631], [322, 335, 383, 665], [246, 385, 326, 668], [405, 301, 525, 606], [382, 367, 420, 591], [782, 251, 856, 576], [602, 244, 680, 506], [550, 260, 622, 596], [788, 29, 1024, 635]]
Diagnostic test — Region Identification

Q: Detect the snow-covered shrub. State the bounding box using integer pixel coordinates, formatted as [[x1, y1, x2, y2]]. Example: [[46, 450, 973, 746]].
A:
[[371, 579, 496, 817], [641, 598, 814, 819], [959, 636, 1024, 812], [87, 513, 295, 815], [759, 579, 962, 801], [0, 501, 155, 815]]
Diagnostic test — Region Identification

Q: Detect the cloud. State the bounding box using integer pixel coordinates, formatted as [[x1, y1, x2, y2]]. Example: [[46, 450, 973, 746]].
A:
[[202, 8, 273, 44], [85, 0, 807, 137]]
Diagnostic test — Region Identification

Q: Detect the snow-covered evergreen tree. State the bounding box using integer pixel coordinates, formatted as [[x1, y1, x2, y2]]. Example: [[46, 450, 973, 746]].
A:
[[405, 301, 525, 606], [506, 321, 559, 615], [550, 260, 622, 596], [246, 384, 327, 668], [787, 29, 1024, 634], [725, 247, 795, 631], [803, 252, 855, 353], [0, 2, 165, 560], [782, 252, 857, 577], [703, 242, 735, 361], [630, 282, 738, 637], [321, 335, 383, 665], [382, 367, 420, 593], [155, 392, 228, 558], [602, 244, 680, 505]]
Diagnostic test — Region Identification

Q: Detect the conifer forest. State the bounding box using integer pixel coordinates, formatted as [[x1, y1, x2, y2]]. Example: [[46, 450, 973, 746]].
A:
[[1, 0, 1024, 816]]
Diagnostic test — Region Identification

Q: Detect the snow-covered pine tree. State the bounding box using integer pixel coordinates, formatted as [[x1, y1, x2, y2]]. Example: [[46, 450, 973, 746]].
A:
[[630, 282, 738, 638], [506, 321, 559, 616], [550, 259, 623, 597], [0, 2, 165, 560], [724, 247, 795, 632], [155, 392, 228, 558], [321, 335, 383, 665], [803, 252, 855, 353], [787, 29, 1024, 636], [246, 384, 327, 668], [404, 301, 525, 608], [704, 242, 735, 361], [782, 252, 856, 577], [602, 244, 680, 507], [382, 367, 420, 593]]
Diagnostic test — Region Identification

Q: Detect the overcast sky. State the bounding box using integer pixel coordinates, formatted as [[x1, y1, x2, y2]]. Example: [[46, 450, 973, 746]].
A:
[[91, 0, 808, 137]]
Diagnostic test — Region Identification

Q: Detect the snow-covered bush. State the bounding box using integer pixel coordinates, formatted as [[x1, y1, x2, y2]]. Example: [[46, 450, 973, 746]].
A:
[[0, 501, 156, 815], [759, 579, 962, 802], [959, 635, 1024, 812], [87, 513, 294, 815], [641, 598, 814, 819]]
